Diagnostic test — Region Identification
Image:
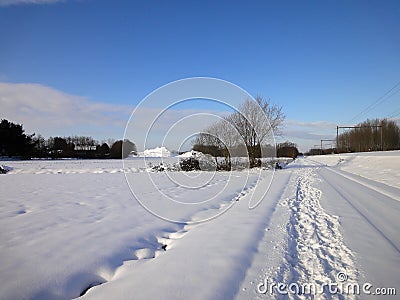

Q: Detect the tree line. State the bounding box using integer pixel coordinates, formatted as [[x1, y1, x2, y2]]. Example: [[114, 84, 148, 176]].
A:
[[276, 141, 300, 158], [306, 118, 400, 155], [1, 96, 296, 164], [0, 119, 136, 159], [337, 118, 400, 153]]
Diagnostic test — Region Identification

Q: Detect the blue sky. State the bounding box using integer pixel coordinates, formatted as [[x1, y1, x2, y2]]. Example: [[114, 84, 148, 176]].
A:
[[1, 0, 399, 151]]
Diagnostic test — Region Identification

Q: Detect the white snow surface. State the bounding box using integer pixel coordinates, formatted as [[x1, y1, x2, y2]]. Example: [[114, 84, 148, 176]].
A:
[[139, 146, 171, 157], [307, 150, 400, 189], [0, 151, 399, 299], [177, 150, 201, 158]]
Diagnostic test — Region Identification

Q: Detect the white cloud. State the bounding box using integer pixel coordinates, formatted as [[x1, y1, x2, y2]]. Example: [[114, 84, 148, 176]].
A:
[[124, 106, 229, 151], [0, 82, 226, 149], [285, 120, 337, 131], [281, 120, 338, 152], [0, 82, 349, 152], [0, 82, 132, 139], [0, 0, 64, 6]]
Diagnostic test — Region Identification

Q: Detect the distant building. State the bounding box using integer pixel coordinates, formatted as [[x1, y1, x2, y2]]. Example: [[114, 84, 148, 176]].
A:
[[74, 145, 97, 151]]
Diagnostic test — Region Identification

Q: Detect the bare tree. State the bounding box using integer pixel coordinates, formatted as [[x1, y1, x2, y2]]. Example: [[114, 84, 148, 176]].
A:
[[229, 96, 284, 167], [208, 119, 242, 169], [193, 131, 223, 165], [194, 97, 285, 168]]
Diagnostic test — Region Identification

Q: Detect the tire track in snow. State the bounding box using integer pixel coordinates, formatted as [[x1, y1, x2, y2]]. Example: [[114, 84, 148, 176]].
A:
[[277, 167, 359, 299], [236, 170, 295, 299], [302, 157, 400, 202], [76, 225, 190, 298]]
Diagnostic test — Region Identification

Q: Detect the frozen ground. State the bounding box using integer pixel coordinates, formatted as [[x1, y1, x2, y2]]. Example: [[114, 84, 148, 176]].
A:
[[0, 151, 399, 299]]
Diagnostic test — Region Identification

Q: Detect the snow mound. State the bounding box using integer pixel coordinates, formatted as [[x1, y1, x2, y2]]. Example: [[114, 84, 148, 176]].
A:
[[140, 147, 171, 157], [177, 151, 218, 171], [177, 150, 202, 158]]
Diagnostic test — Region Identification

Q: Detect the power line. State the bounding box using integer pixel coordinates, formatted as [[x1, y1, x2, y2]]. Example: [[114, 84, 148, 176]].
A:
[[387, 107, 400, 118], [349, 80, 400, 123]]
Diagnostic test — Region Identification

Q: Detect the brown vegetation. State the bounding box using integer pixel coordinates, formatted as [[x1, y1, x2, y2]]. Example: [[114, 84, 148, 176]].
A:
[[337, 119, 400, 153]]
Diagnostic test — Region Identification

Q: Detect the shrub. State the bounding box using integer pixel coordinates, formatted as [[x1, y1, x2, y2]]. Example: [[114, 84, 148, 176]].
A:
[[179, 157, 201, 171]]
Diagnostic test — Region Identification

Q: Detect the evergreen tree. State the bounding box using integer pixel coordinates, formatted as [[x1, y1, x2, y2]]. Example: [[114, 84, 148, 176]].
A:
[[0, 119, 34, 157]]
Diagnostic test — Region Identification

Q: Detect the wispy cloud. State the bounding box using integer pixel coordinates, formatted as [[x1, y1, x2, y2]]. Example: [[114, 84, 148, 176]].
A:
[[285, 120, 337, 131], [0, 0, 64, 7], [0, 82, 132, 139]]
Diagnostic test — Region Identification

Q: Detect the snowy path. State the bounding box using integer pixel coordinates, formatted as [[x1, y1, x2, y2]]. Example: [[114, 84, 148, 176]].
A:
[[238, 160, 358, 299], [237, 157, 400, 299]]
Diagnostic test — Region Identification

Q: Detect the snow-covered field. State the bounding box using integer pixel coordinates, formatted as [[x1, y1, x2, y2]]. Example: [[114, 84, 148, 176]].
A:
[[1, 151, 399, 299]]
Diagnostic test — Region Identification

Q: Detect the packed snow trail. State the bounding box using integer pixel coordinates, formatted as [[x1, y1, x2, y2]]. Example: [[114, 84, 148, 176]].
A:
[[280, 166, 358, 299], [237, 158, 359, 300]]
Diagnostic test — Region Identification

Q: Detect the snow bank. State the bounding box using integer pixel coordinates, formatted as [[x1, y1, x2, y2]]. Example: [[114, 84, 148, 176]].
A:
[[139, 146, 171, 157], [177, 150, 201, 158]]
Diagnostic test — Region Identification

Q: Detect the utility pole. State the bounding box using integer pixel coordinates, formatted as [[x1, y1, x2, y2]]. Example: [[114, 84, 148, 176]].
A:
[[336, 126, 339, 152], [313, 145, 321, 155], [320, 139, 336, 155]]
